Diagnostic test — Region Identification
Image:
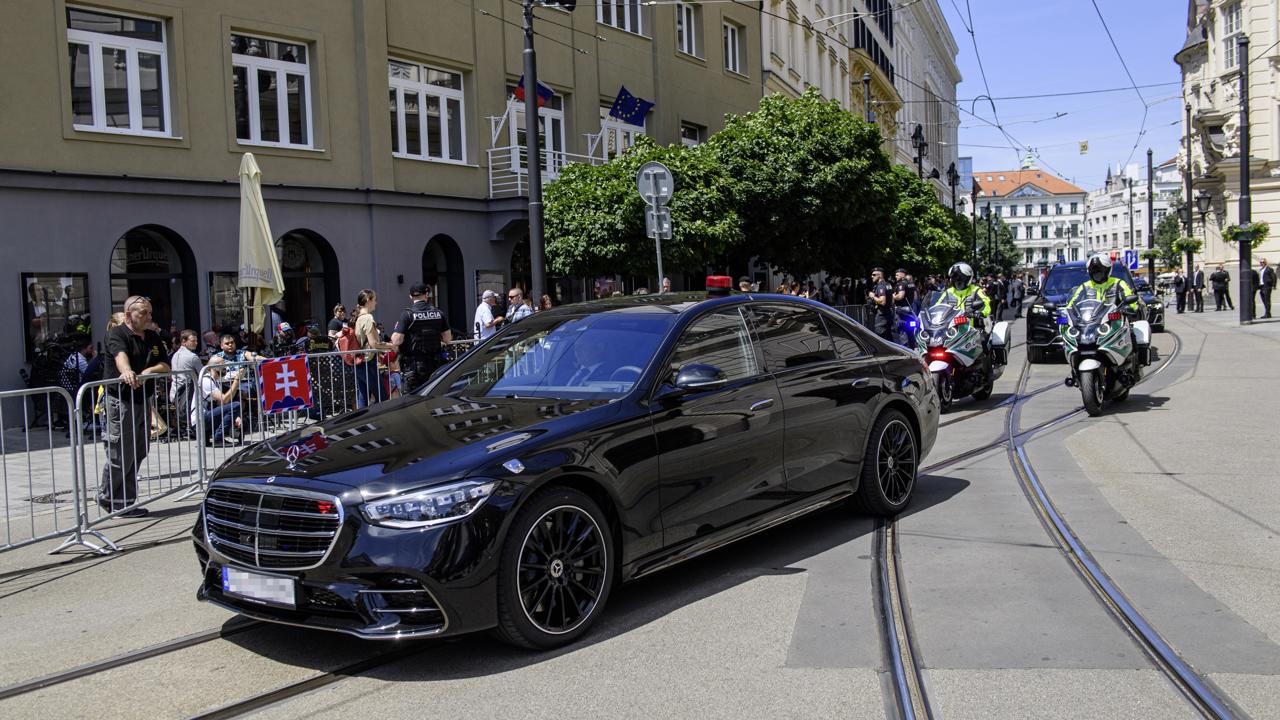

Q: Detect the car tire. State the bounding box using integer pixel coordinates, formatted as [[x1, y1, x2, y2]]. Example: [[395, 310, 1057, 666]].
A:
[[854, 409, 918, 517], [1154, 324, 1165, 333], [1027, 345, 1045, 364], [495, 487, 615, 650]]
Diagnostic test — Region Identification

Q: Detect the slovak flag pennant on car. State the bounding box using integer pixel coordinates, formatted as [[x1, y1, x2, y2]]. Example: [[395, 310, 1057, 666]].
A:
[[258, 355, 313, 415]]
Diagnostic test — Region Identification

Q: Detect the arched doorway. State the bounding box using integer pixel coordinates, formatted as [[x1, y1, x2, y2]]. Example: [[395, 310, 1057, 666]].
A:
[[275, 229, 340, 330], [422, 234, 465, 333], [510, 235, 531, 298], [110, 225, 196, 333]]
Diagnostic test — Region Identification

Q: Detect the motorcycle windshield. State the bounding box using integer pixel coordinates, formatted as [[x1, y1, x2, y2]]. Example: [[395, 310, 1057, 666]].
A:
[[920, 305, 957, 346]]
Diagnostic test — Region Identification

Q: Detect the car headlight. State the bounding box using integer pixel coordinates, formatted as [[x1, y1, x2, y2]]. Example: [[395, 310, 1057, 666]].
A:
[[1030, 305, 1049, 316], [361, 479, 498, 529]]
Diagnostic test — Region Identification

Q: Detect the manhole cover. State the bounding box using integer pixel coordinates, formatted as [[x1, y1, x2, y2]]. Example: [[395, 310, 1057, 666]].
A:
[[28, 490, 73, 504]]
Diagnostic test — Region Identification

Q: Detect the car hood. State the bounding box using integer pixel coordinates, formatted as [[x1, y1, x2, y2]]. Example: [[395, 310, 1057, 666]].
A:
[[1035, 293, 1071, 308], [212, 394, 612, 497]]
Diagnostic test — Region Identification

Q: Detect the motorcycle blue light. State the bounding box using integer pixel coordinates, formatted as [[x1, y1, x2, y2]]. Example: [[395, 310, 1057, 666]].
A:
[[1056, 315, 1068, 325]]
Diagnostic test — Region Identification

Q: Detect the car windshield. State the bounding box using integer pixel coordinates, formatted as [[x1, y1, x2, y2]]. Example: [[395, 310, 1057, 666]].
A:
[[431, 311, 675, 400], [1043, 266, 1129, 297]]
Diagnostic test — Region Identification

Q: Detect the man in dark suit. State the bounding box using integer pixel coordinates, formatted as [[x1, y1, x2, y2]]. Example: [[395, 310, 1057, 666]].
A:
[[1192, 264, 1206, 312], [1258, 258, 1275, 319], [1173, 269, 1187, 314], [1210, 264, 1229, 311]]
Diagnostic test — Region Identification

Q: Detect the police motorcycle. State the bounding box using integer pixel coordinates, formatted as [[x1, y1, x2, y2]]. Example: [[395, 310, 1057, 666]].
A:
[[916, 264, 1011, 412], [1059, 291, 1153, 417], [895, 306, 920, 348]]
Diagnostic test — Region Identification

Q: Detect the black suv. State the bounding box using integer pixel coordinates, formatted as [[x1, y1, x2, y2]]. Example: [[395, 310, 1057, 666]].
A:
[[1025, 261, 1143, 363]]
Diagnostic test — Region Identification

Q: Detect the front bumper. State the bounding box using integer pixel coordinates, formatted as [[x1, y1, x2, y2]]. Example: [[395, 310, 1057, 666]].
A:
[[193, 480, 514, 640]]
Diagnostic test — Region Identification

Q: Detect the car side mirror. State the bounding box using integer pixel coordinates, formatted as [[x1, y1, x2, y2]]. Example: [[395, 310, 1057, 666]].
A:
[[672, 363, 727, 392]]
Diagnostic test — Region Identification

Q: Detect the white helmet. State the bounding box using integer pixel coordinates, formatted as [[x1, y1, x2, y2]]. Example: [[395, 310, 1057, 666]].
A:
[[1086, 253, 1112, 284], [948, 262, 974, 290]]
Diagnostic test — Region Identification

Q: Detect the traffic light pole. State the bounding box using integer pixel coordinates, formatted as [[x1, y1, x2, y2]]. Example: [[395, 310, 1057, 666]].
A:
[[523, 0, 547, 305]]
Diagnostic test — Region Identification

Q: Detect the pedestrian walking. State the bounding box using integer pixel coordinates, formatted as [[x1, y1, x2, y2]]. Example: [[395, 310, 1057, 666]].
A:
[[1010, 275, 1026, 318], [1210, 264, 1229, 311], [473, 290, 504, 340], [1258, 258, 1275, 318], [1173, 269, 1187, 314], [1192, 264, 1205, 312], [391, 283, 452, 394], [353, 289, 394, 408], [99, 296, 170, 517]]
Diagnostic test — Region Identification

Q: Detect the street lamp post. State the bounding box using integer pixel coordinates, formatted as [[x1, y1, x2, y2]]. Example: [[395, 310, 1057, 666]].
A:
[[1126, 176, 1135, 251], [982, 203, 993, 269], [946, 162, 959, 213], [971, 183, 979, 265], [521, 0, 547, 304], [1196, 190, 1212, 257], [1238, 34, 1254, 323], [911, 124, 927, 180], [1147, 149, 1155, 282], [862, 73, 872, 123]]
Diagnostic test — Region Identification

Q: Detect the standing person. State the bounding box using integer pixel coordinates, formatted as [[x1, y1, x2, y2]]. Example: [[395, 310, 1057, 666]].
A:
[[391, 283, 452, 394], [98, 296, 169, 517], [1258, 258, 1275, 318], [867, 268, 895, 342], [738, 276, 752, 292], [1009, 275, 1026, 318], [539, 294, 554, 311], [1210, 264, 1229, 311], [327, 304, 347, 340], [1172, 269, 1187, 314], [1224, 266, 1235, 310], [661, 277, 672, 294], [1192, 263, 1206, 312], [473, 290, 504, 340], [892, 269, 912, 313], [353, 289, 394, 408], [169, 330, 203, 437], [506, 288, 533, 324]]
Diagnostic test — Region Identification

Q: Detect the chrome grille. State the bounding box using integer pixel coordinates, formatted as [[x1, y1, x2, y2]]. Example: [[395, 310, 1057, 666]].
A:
[[204, 484, 342, 570]]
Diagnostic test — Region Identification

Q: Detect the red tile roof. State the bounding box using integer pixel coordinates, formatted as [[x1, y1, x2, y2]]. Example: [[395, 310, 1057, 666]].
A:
[[972, 169, 1085, 197]]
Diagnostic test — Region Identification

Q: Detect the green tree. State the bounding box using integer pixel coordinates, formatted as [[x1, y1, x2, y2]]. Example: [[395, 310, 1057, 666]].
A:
[[977, 216, 1018, 275], [1151, 212, 1182, 269], [543, 137, 741, 277], [707, 88, 896, 278], [879, 164, 969, 276]]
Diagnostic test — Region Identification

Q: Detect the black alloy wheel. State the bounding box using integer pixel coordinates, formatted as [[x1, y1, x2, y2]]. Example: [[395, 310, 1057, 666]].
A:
[[496, 487, 614, 649], [854, 410, 918, 517]]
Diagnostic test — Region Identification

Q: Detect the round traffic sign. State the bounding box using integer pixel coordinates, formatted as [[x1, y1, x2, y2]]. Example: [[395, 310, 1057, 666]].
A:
[[636, 161, 674, 205]]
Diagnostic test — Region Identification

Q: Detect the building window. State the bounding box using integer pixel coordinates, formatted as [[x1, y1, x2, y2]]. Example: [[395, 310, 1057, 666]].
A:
[[1011, 226, 1019, 239], [995, 205, 1003, 217], [723, 22, 744, 75], [1040, 203, 1048, 215], [231, 34, 311, 147], [1055, 203, 1063, 215], [1070, 223, 1079, 237], [680, 121, 705, 147], [1040, 247, 1050, 261], [599, 106, 646, 159], [1041, 225, 1049, 239], [66, 7, 169, 135], [1071, 248, 1080, 261], [506, 91, 566, 176], [1223, 2, 1243, 68], [388, 60, 465, 163], [1025, 249, 1035, 265], [1070, 201, 1078, 214], [598, 0, 643, 35], [676, 2, 701, 57], [1025, 203, 1033, 215], [1009, 205, 1018, 217]]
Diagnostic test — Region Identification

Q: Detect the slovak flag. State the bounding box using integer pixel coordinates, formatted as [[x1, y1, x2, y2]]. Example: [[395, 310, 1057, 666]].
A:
[[258, 355, 313, 415], [608, 86, 654, 128], [514, 75, 555, 108]]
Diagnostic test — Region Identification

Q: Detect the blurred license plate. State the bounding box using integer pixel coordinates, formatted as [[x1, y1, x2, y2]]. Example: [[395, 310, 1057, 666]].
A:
[[222, 566, 295, 608]]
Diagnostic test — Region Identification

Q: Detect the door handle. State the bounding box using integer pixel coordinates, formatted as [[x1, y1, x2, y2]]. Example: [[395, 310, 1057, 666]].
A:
[[851, 378, 873, 389], [749, 399, 774, 412]]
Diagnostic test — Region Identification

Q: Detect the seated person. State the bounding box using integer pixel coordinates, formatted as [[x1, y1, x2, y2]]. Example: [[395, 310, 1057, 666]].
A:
[[192, 356, 242, 445], [214, 333, 259, 364]]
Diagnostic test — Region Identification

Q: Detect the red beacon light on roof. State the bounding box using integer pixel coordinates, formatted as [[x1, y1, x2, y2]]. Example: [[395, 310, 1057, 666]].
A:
[[705, 275, 733, 297]]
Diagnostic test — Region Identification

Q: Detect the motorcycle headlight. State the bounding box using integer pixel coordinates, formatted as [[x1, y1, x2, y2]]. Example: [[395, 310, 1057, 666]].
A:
[[1149, 302, 1162, 310], [1030, 305, 1049, 316], [361, 479, 498, 529]]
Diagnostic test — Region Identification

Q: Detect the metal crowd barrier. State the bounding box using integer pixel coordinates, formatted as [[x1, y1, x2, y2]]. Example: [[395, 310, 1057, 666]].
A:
[[834, 304, 874, 328], [0, 386, 108, 555], [74, 369, 200, 547], [4, 343, 479, 555]]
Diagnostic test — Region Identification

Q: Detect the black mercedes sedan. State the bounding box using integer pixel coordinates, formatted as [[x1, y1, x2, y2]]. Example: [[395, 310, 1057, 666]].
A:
[[193, 293, 939, 648]]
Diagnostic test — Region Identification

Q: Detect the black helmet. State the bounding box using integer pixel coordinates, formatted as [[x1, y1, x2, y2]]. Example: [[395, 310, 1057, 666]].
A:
[[948, 262, 974, 290], [1086, 253, 1112, 284]]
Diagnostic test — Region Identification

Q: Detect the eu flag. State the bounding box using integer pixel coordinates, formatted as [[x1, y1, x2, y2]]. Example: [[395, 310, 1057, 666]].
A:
[[608, 86, 654, 128]]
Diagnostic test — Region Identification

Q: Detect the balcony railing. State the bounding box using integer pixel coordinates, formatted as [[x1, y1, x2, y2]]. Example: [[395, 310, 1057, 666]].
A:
[[487, 145, 606, 199]]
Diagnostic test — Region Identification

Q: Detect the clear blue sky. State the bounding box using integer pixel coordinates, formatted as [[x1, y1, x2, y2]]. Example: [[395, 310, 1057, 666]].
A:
[[935, 0, 1186, 189]]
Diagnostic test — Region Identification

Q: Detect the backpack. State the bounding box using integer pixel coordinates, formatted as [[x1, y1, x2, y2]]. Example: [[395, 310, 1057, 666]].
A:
[[337, 325, 363, 365]]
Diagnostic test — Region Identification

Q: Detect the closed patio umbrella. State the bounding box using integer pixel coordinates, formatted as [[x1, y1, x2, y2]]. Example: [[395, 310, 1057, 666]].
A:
[[237, 153, 284, 339]]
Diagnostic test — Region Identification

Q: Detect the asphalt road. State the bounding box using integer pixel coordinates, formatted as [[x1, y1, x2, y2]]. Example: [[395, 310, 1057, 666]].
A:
[[0, 310, 1276, 719]]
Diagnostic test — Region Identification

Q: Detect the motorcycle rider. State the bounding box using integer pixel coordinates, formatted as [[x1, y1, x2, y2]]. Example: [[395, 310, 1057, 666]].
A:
[[933, 262, 992, 321], [1067, 253, 1139, 312]]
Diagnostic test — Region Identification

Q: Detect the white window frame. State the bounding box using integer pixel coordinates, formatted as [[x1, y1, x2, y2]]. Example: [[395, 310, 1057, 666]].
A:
[[598, 0, 644, 36], [680, 122, 705, 147], [599, 107, 647, 159], [67, 8, 170, 136], [389, 60, 467, 164], [506, 97, 566, 178], [676, 2, 701, 57], [232, 33, 313, 149], [1223, 2, 1243, 69], [724, 21, 743, 75]]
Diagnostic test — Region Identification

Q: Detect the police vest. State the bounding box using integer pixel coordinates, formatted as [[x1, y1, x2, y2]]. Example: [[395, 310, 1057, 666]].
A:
[[403, 303, 445, 358]]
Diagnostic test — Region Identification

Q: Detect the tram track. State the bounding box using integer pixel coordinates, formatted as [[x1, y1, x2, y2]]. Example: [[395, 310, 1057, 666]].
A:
[[1003, 332, 1246, 719]]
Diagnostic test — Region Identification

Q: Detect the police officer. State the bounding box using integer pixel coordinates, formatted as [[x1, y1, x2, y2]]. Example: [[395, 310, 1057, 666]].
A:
[[391, 283, 452, 393], [866, 268, 896, 341]]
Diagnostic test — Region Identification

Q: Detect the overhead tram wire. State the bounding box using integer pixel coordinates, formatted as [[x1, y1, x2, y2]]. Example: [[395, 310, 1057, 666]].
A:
[[500, 0, 611, 41], [1088, 0, 1149, 169]]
